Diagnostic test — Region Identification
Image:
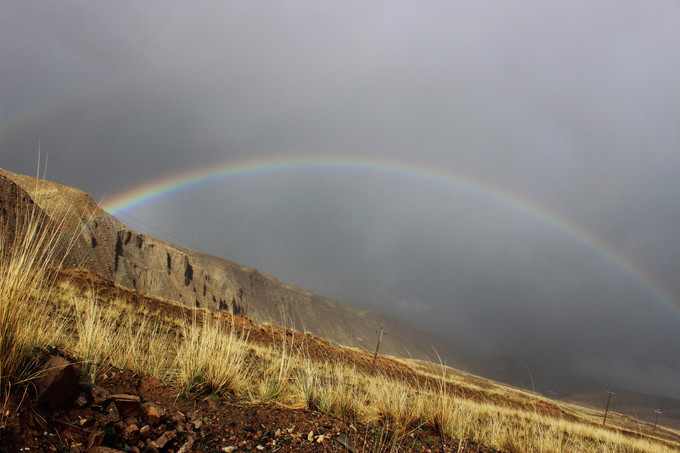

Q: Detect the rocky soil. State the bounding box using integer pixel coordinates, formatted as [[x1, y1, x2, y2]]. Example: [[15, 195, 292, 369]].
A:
[[1, 353, 505, 453]]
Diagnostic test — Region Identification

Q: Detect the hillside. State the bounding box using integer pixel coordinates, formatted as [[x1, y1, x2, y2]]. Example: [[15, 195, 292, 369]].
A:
[[0, 168, 516, 382], [2, 168, 680, 452]]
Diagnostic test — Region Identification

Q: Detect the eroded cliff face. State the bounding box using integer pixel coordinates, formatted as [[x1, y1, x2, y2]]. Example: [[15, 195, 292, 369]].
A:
[[109, 228, 247, 316], [0, 168, 491, 374]]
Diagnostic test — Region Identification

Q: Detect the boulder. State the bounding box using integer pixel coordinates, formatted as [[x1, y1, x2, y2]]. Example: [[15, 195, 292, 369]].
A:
[[34, 356, 79, 408]]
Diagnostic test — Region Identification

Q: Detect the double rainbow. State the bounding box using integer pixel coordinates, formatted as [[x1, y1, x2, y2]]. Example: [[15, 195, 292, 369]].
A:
[[102, 156, 679, 318]]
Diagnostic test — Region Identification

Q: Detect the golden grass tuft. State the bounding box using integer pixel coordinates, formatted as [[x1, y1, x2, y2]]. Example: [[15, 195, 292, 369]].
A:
[[172, 314, 249, 397], [0, 193, 68, 390]]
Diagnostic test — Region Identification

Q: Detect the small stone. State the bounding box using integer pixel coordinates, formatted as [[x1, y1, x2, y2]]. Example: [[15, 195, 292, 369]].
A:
[[169, 412, 185, 424], [139, 425, 152, 440], [222, 447, 237, 453], [274, 428, 281, 437], [308, 430, 314, 442], [125, 417, 140, 426], [74, 392, 89, 408], [121, 424, 140, 445], [256, 445, 265, 451], [141, 403, 165, 424], [106, 401, 120, 420], [192, 419, 203, 430], [111, 394, 141, 417], [91, 386, 112, 405], [142, 442, 158, 453], [154, 430, 175, 449], [177, 436, 194, 453]]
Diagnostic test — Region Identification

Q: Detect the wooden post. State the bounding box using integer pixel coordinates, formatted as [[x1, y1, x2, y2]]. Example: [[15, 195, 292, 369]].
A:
[[653, 409, 662, 433], [603, 390, 614, 426], [371, 327, 385, 368]]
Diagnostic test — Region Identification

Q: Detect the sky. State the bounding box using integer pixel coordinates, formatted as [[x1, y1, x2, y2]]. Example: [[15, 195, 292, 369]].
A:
[[1, 1, 679, 399]]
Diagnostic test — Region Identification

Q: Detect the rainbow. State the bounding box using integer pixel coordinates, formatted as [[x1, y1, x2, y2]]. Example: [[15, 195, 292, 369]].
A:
[[102, 155, 679, 317]]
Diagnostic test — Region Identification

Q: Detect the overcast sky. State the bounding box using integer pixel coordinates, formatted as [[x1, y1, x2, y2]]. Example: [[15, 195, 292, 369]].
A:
[[2, 1, 679, 399]]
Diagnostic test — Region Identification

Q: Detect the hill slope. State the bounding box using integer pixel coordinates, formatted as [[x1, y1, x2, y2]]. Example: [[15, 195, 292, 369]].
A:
[[0, 168, 510, 380]]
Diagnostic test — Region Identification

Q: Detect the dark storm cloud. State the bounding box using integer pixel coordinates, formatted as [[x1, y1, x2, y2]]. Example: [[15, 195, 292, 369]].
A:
[[1, 1, 679, 398]]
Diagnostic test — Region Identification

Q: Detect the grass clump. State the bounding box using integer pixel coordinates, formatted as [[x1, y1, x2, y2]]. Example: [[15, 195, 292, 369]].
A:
[[172, 314, 249, 397], [0, 195, 68, 391]]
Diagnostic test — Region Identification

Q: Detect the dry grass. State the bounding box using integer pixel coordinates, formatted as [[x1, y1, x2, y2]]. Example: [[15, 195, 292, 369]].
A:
[[171, 314, 249, 397], [0, 192, 69, 390], [2, 194, 679, 452]]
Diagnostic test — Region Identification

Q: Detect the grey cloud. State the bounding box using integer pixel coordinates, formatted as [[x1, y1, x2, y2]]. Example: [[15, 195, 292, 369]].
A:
[[1, 0, 679, 398]]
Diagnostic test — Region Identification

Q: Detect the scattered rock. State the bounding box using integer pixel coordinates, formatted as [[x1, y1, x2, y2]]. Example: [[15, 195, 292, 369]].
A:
[[177, 435, 194, 453], [110, 394, 141, 417], [154, 429, 175, 449], [141, 402, 165, 424], [139, 425, 153, 440], [120, 424, 139, 444], [169, 411, 185, 424], [143, 442, 159, 453], [91, 385, 112, 405], [106, 401, 120, 419], [34, 356, 80, 408], [74, 392, 89, 407]]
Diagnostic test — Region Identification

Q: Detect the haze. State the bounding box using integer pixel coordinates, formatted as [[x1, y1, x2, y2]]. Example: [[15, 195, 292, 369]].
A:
[[1, 1, 679, 398]]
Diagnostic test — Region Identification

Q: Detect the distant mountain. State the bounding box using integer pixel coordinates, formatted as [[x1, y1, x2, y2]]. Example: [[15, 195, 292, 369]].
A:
[[562, 389, 680, 430], [1, 168, 527, 385]]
